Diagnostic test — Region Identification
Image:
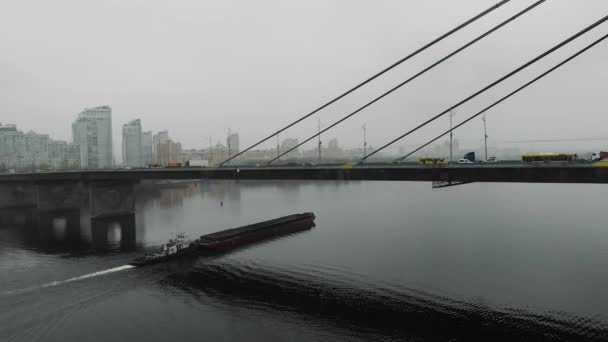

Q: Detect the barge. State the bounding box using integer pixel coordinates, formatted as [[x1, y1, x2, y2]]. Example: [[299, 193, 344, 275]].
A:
[[129, 213, 315, 266], [198, 212, 315, 250]]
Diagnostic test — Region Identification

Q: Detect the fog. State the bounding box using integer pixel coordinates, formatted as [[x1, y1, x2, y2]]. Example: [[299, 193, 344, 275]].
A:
[[1, 0, 607, 159]]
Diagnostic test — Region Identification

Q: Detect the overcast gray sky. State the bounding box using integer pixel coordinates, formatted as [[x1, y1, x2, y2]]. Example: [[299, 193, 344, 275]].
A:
[[1, 0, 607, 159]]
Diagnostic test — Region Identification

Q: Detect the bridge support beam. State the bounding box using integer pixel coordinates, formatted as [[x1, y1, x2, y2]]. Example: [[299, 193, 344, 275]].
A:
[[0, 182, 37, 209], [36, 182, 83, 213], [89, 181, 137, 220]]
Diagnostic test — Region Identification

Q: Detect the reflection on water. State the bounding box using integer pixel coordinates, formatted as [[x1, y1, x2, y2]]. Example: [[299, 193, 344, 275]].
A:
[[0, 207, 137, 254], [2, 180, 608, 341]]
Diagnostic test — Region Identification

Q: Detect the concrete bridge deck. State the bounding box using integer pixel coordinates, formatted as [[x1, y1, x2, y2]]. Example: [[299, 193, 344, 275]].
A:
[[1, 164, 608, 184]]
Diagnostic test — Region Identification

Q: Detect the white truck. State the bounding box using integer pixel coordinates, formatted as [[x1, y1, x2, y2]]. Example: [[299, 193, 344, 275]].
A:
[[186, 159, 209, 167], [591, 151, 608, 161]]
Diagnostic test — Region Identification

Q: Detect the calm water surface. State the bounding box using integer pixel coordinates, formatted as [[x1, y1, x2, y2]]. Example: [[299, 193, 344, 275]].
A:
[[1, 180, 607, 341]]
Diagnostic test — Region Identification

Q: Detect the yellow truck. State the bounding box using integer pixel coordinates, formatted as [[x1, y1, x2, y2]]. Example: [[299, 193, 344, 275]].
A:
[[418, 158, 447, 166]]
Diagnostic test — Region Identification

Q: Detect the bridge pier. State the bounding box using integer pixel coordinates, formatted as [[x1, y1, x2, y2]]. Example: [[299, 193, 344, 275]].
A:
[[89, 181, 137, 220], [0, 207, 38, 226], [33, 182, 84, 241], [37, 209, 82, 243], [91, 214, 136, 251], [0, 182, 36, 209]]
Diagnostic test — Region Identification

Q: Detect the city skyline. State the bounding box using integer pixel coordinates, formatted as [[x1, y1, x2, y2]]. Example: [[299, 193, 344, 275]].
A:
[[3, 103, 395, 168], [3, 105, 607, 171], [2, 108, 387, 170], [3, 2, 608, 341], [2, 1, 607, 158]]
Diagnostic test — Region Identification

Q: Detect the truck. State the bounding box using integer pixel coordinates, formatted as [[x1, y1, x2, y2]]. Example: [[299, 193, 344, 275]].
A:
[[166, 162, 182, 168], [418, 157, 447, 165], [591, 151, 608, 161], [186, 159, 209, 167], [463, 152, 476, 162]]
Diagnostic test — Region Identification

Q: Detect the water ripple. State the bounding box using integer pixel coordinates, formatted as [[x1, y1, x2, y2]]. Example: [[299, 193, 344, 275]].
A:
[[164, 259, 608, 341]]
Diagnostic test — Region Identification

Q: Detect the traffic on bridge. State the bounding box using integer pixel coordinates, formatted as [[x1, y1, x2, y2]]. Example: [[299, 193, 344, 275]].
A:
[[2, 1, 608, 341]]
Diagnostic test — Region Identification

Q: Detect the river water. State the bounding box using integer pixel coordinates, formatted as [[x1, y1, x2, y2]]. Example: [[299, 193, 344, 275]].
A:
[[1, 180, 607, 341]]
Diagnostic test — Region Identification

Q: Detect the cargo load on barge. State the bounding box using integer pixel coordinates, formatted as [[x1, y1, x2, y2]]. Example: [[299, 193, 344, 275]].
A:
[[198, 212, 315, 250], [129, 213, 315, 266]]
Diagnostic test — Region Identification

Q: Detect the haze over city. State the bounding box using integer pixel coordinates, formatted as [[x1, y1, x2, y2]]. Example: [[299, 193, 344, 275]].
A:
[[1, 0, 608, 162], [5, 2, 608, 342]]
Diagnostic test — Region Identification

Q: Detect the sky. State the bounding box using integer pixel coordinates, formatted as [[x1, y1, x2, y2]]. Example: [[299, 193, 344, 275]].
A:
[[1, 0, 607, 160]]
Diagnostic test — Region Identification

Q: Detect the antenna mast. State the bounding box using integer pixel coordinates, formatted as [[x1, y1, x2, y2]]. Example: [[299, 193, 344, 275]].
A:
[[363, 123, 367, 157], [209, 136, 213, 164], [276, 134, 280, 162], [482, 113, 488, 161], [449, 110, 454, 162], [318, 119, 322, 163]]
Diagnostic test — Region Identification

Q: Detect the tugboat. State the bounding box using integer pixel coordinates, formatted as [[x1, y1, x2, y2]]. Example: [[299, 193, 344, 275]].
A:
[[130, 233, 195, 266]]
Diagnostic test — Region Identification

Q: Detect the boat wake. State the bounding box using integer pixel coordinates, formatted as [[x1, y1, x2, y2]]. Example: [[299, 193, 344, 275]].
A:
[[3, 265, 135, 295]]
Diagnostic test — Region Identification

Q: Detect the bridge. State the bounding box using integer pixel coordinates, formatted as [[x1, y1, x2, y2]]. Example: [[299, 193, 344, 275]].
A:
[[2, 3, 607, 222], [1, 163, 608, 184], [1, 164, 606, 221]]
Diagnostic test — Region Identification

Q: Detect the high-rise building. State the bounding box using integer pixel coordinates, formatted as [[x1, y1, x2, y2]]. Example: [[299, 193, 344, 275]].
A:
[[142, 131, 154, 166], [48, 140, 67, 169], [227, 133, 239, 158], [0, 123, 24, 169], [122, 119, 143, 167], [24, 131, 50, 168], [152, 131, 181, 166], [152, 131, 169, 165], [170, 141, 182, 164], [325, 138, 342, 160], [72, 106, 113, 169], [210, 142, 228, 164], [280, 138, 299, 159], [0, 123, 82, 171], [181, 149, 202, 163], [328, 138, 339, 151], [66, 143, 84, 169]]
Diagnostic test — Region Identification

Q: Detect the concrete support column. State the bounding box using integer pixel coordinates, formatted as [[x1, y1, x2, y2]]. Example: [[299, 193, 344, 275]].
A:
[[37, 209, 82, 243], [89, 181, 137, 219], [91, 214, 136, 251], [0, 182, 36, 209], [0, 207, 37, 226]]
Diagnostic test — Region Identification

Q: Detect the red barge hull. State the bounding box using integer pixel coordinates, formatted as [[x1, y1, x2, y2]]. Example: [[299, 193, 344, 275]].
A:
[[198, 212, 315, 250]]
